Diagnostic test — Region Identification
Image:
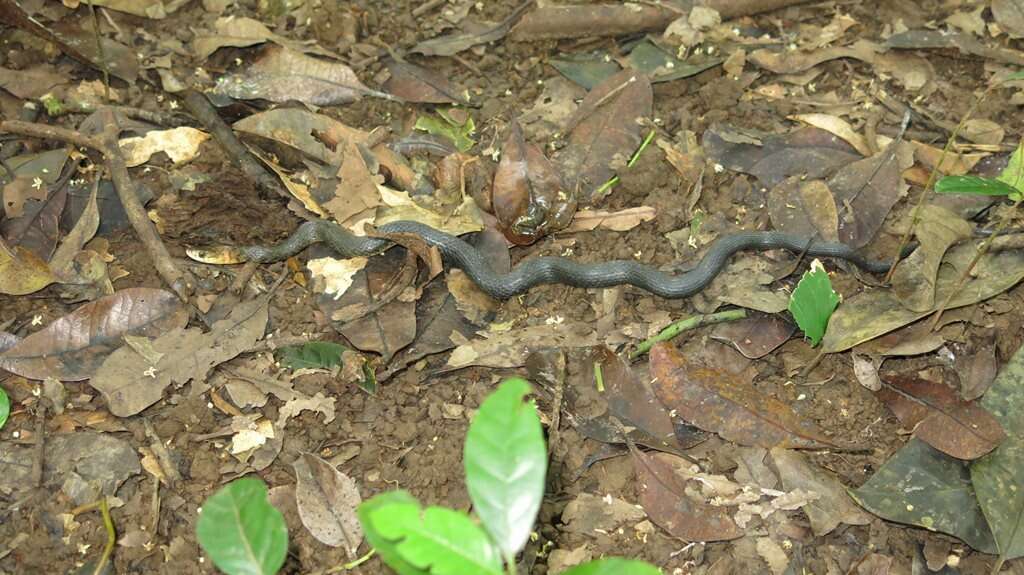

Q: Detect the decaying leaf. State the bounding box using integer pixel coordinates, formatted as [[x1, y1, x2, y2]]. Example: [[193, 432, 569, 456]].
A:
[[0, 288, 187, 381], [119, 127, 210, 167], [557, 69, 652, 203], [492, 120, 574, 244], [0, 243, 55, 296], [293, 452, 364, 555], [879, 373, 1005, 460], [770, 448, 870, 535], [89, 296, 269, 416], [445, 323, 598, 371], [649, 343, 837, 449]]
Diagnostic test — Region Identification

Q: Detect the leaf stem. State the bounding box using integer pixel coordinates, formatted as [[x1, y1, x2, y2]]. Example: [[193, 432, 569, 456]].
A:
[[592, 128, 657, 198], [629, 309, 747, 359]]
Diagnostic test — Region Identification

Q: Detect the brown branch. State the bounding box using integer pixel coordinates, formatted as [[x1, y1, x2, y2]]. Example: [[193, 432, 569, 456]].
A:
[[1, 119, 104, 151]]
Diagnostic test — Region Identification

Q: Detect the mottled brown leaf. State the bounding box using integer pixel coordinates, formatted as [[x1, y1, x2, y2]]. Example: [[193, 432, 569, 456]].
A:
[[766, 176, 838, 242], [383, 59, 468, 104], [493, 120, 574, 244], [829, 142, 911, 248], [878, 373, 1005, 460], [0, 288, 186, 380], [770, 448, 871, 535], [557, 69, 652, 203], [0, 243, 55, 296], [633, 448, 742, 542], [890, 205, 972, 312], [293, 452, 363, 555], [703, 125, 860, 189], [649, 343, 837, 449], [710, 314, 795, 359]]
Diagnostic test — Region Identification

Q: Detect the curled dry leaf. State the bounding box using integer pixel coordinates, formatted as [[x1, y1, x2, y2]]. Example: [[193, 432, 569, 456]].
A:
[[560, 206, 656, 233], [649, 343, 838, 449], [119, 127, 210, 167], [493, 120, 575, 244], [0, 288, 187, 381], [878, 373, 1005, 460]]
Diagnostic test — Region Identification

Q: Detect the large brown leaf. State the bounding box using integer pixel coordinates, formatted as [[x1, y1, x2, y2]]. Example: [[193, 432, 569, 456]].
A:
[[0, 288, 187, 381], [492, 120, 574, 244], [632, 448, 742, 542], [878, 373, 1005, 460], [556, 69, 652, 204], [649, 343, 837, 449]]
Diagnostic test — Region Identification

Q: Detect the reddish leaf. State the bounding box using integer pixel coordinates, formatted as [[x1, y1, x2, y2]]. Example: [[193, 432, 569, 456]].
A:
[[492, 120, 574, 244], [632, 448, 742, 541], [596, 345, 677, 446], [383, 59, 468, 105], [649, 343, 837, 449], [556, 69, 652, 203], [878, 373, 1005, 460], [0, 288, 188, 381]]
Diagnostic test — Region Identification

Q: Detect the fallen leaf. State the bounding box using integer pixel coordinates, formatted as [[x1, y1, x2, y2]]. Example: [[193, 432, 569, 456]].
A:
[[829, 142, 911, 248], [822, 242, 1024, 352], [557, 69, 652, 203], [649, 343, 837, 449], [277, 392, 336, 427], [0, 243, 55, 295], [971, 343, 1024, 560], [710, 314, 795, 359], [323, 139, 382, 224], [703, 125, 860, 189], [756, 537, 789, 575], [852, 438, 997, 554], [560, 492, 646, 534], [789, 113, 872, 158], [119, 127, 210, 167], [560, 206, 656, 233], [993, 0, 1024, 38], [89, 296, 268, 416], [591, 346, 680, 450], [192, 16, 337, 60], [549, 54, 621, 90], [411, 0, 532, 56], [632, 449, 742, 541], [767, 177, 839, 242], [383, 59, 468, 105], [890, 205, 973, 312], [233, 108, 368, 165], [770, 448, 871, 535], [293, 452, 363, 555], [877, 373, 1004, 460], [212, 45, 381, 106], [0, 65, 67, 99], [493, 119, 574, 244], [445, 323, 598, 370], [0, 288, 187, 380]]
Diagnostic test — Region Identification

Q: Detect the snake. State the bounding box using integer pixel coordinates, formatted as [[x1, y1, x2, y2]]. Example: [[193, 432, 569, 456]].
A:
[[241, 220, 904, 300]]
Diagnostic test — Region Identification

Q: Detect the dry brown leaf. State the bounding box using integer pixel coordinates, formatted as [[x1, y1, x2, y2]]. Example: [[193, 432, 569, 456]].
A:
[[560, 207, 656, 233], [445, 323, 598, 370], [293, 452, 363, 555]]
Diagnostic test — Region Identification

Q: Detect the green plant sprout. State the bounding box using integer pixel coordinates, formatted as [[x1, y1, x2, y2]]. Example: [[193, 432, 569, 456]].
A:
[[196, 378, 661, 574]]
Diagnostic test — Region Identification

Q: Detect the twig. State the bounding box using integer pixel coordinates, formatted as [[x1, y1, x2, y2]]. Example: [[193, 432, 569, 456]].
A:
[[629, 309, 747, 359], [0, 119, 103, 151], [99, 108, 191, 299], [180, 89, 285, 198], [884, 84, 999, 283], [85, 0, 110, 102], [72, 498, 116, 575], [30, 403, 46, 488], [411, 0, 446, 17]]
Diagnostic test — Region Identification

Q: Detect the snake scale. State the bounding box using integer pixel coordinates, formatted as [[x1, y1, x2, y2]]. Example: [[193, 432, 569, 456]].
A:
[[241, 220, 901, 300]]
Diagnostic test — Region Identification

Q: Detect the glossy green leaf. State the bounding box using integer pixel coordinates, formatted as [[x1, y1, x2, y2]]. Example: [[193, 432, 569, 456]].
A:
[[971, 343, 1024, 560], [279, 341, 346, 370], [0, 387, 8, 430], [464, 378, 547, 559], [935, 175, 1019, 197], [362, 496, 502, 575], [560, 558, 662, 575], [196, 478, 288, 575], [850, 438, 996, 554], [414, 111, 475, 153], [358, 492, 430, 575], [788, 260, 841, 347]]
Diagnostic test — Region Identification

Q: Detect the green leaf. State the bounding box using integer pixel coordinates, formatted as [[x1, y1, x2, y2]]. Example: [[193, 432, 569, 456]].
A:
[[787, 260, 841, 347], [362, 496, 503, 575], [279, 341, 346, 370], [560, 558, 663, 575], [971, 343, 1024, 560], [850, 438, 996, 554], [0, 387, 8, 430], [936, 175, 1020, 197], [196, 478, 288, 575], [464, 378, 547, 560], [358, 492, 430, 575], [997, 143, 1024, 196], [1004, 71, 1024, 82], [414, 111, 475, 153]]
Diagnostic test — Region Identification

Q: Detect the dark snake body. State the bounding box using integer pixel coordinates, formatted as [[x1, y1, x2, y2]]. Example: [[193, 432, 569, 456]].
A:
[[242, 220, 898, 300]]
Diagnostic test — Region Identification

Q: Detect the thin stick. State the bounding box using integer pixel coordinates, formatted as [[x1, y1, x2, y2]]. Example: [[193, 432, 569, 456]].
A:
[[72, 498, 116, 575], [629, 309, 747, 359], [0, 120, 103, 151], [99, 109, 190, 299], [84, 0, 110, 102]]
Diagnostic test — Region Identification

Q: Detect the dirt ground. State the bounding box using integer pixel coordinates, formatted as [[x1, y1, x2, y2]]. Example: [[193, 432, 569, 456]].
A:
[[1, 0, 1023, 573]]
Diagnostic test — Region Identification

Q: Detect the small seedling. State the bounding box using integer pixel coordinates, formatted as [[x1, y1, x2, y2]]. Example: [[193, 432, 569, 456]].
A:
[[788, 259, 841, 347], [0, 387, 8, 430], [196, 379, 661, 574]]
